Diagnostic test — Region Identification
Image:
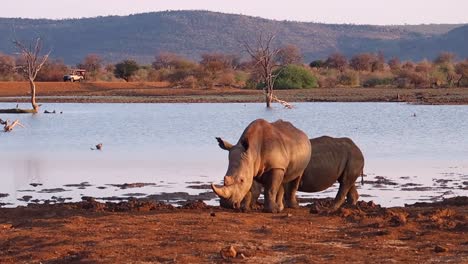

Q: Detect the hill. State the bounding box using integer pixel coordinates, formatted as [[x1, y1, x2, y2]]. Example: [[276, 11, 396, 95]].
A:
[[0, 11, 465, 64]]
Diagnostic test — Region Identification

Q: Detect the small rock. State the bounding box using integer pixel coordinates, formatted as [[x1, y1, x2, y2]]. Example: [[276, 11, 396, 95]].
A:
[[210, 212, 216, 217], [340, 208, 353, 218], [30, 183, 43, 187], [434, 245, 448, 253], [286, 213, 293, 218], [1, 224, 13, 229], [220, 245, 237, 259]]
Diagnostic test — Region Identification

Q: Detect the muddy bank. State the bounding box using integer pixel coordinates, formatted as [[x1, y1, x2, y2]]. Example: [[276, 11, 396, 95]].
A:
[[0, 82, 467, 104], [0, 197, 466, 263]]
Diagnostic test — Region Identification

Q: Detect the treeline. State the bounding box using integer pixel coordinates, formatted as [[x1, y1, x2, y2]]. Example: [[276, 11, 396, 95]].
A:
[[0, 47, 467, 88]]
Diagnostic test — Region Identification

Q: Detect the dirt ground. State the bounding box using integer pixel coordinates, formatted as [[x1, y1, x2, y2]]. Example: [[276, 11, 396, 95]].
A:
[[0, 197, 466, 263], [1, 81, 468, 104]]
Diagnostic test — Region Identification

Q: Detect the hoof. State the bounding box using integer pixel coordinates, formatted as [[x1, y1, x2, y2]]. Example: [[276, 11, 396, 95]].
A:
[[286, 201, 300, 209], [263, 205, 280, 213]]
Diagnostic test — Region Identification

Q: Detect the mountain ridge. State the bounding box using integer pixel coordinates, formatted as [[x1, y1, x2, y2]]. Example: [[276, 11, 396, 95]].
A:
[[0, 10, 466, 64]]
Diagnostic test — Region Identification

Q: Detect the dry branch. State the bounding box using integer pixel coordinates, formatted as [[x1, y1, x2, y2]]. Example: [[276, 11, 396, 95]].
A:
[[1, 119, 25, 132]]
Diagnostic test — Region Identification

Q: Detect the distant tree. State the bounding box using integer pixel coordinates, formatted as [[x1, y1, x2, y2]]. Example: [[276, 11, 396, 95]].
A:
[[105, 64, 115, 72], [77, 53, 103, 74], [273, 64, 317, 89], [415, 60, 432, 74], [153, 52, 183, 70], [309, 59, 325, 68], [397, 68, 430, 88], [0, 53, 16, 80], [325, 52, 347, 72], [455, 60, 468, 87], [36, 59, 68, 81], [371, 51, 385, 72], [338, 71, 360, 87], [350, 52, 384, 72], [434, 52, 455, 65], [114, 60, 139, 82], [432, 52, 456, 87], [200, 53, 230, 86], [437, 63, 456, 87], [401, 61, 416, 71], [13, 38, 50, 113], [277, 44, 302, 65], [388, 57, 401, 72], [350, 53, 374, 71]]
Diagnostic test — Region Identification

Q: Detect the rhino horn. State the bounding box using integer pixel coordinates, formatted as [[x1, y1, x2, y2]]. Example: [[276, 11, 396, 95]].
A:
[[211, 183, 233, 199]]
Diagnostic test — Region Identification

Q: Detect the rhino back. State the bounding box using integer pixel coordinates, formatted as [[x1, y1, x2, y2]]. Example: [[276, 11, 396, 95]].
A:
[[240, 119, 311, 183], [298, 136, 364, 192]]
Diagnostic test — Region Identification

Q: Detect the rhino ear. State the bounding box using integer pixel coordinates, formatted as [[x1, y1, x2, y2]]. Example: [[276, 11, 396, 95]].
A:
[[216, 137, 233, 151], [241, 138, 249, 151]]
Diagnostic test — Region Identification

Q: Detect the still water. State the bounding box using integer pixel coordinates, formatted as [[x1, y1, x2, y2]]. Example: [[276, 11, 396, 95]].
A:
[[0, 102, 467, 207]]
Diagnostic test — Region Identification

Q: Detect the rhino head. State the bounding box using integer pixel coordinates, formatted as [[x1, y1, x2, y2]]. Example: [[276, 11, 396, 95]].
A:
[[211, 137, 254, 209]]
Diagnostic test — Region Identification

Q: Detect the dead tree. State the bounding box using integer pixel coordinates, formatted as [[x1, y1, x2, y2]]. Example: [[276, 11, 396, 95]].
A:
[[13, 38, 50, 113], [243, 33, 290, 108], [0, 118, 24, 132]]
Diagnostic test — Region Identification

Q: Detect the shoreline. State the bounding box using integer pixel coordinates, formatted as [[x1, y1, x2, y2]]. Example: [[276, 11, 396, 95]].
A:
[[0, 82, 467, 105]]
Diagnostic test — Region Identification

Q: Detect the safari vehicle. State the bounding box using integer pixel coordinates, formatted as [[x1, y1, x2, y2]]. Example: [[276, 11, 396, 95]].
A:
[[63, 69, 86, 82]]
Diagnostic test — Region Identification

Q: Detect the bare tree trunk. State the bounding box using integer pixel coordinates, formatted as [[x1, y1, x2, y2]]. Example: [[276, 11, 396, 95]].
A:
[[266, 81, 273, 108], [12, 38, 49, 113], [265, 93, 271, 108], [29, 79, 39, 112]]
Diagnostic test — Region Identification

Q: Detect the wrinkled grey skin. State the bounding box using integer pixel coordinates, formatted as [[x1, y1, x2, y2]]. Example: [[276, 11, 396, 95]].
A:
[[212, 119, 311, 213], [221, 136, 364, 211]]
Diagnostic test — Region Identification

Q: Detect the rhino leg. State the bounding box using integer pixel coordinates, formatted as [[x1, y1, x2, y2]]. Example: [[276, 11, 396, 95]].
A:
[[330, 183, 350, 211], [262, 168, 284, 213], [241, 191, 253, 211], [331, 169, 356, 210], [276, 185, 285, 212], [284, 177, 301, 209], [346, 184, 359, 205]]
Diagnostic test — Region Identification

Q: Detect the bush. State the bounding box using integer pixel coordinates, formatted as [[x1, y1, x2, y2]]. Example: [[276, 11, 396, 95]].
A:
[[309, 60, 325, 68], [338, 71, 360, 87], [363, 77, 394, 87], [36, 59, 68, 81], [273, 65, 318, 89], [318, 75, 338, 88], [397, 70, 430, 88], [114, 60, 139, 82], [234, 71, 249, 87], [218, 72, 236, 87]]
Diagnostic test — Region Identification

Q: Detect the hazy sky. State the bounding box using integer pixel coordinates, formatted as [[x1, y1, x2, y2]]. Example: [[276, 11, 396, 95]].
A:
[[1, 0, 467, 25]]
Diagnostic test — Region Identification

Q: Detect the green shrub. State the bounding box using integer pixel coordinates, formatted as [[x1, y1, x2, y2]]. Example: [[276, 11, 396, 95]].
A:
[[114, 60, 139, 82], [273, 65, 318, 89]]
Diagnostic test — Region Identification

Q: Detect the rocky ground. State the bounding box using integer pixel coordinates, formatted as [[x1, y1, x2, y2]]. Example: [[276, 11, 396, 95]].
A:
[[0, 197, 466, 263], [0, 82, 468, 104]]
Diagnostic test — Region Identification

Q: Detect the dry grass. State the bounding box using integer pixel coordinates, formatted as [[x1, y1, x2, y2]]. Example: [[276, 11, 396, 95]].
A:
[[0, 81, 467, 105]]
